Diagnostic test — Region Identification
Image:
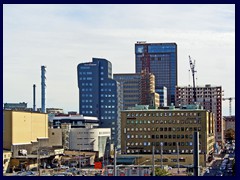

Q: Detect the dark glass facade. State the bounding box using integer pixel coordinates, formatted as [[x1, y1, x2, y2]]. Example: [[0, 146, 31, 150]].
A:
[[135, 42, 177, 105], [113, 73, 141, 110], [77, 58, 121, 146]]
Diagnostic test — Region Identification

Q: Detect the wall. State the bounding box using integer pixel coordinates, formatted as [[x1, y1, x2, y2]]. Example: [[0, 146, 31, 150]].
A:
[[3, 110, 48, 150], [48, 128, 62, 147], [3, 111, 12, 149]]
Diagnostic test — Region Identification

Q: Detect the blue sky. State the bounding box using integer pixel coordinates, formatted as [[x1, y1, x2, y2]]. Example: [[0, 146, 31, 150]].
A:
[[3, 4, 235, 115]]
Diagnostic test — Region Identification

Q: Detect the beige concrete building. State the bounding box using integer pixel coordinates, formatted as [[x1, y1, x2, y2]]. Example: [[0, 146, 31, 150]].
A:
[[3, 110, 48, 153], [48, 128, 62, 147], [121, 105, 215, 167]]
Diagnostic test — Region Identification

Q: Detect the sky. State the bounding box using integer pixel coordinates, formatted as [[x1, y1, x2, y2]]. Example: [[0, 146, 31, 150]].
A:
[[3, 4, 235, 116]]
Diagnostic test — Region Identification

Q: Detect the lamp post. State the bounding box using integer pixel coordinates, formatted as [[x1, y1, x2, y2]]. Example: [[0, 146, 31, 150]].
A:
[[152, 145, 155, 176], [160, 142, 163, 169], [177, 142, 180, 174]]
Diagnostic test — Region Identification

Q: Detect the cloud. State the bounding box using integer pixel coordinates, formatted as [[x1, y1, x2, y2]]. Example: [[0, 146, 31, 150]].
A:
[[3, 4, 235, 115]]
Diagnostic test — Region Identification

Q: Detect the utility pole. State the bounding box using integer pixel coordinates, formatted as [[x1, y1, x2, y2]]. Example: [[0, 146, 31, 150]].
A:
[[160, 142, 163, 169], [114, 146, 117, 176], [177, 142, 180, 174], [37, 141, 40, 176], [152, 145, 155, 176], [193, 131, 200, 176]]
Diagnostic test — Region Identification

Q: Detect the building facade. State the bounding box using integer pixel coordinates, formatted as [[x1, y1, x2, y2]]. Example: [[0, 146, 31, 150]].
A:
[[114, 71, 159, 110], [121, 105, 215, 167], [113, 73, 141, 110], [175, 84, 223, 144], [46, 108, 64, 114], [135, 42, 177, 105], [155, 86, 167, 107], [69, 128, 111, 158], [3, 110, 48, 150], [4, 102, 28, 111], [52, 115, 99, 129], [77, 58, 121, 146]]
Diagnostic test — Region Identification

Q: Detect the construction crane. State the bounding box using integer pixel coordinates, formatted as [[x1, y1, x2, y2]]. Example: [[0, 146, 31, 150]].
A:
[[189, 56, 197, 103], [223, 97, 235, 116]]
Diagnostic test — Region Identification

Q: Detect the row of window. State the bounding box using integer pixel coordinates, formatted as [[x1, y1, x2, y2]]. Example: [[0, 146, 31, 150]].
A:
[[100, 83, 115, 86], [82, 111, 93, 114], [126, 112, 200, 117], [81, 99, 93, 103], [126, 134, 201, 139], [101, 116, 115, 120], [125, 127, 201, 132], [126, 141, 197, 147], [82, 94, 93, 97], [126, 119, 201, 124], [81, 83, 93, 86], [82, 88, 93, 92], [104, 111, 115, 114], [79, 71, 92, 75], [79, 77, 92, 80], [82, 105, 93, 108], [126, 149, 200, 155], [100, 88, 113, 92]]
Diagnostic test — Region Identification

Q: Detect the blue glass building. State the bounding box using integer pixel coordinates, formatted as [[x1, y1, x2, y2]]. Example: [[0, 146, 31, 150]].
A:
[[135, 42, 177, 105], [77, 58, 121, 146]]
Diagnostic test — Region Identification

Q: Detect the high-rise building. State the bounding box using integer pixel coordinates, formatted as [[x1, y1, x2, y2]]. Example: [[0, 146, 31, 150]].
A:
[[114, 71, 159, 110], [135, 41, 177, 105], [156, 86, 167, 107], [77, 58, 121, 146], [175, 84, 223, 144], [113, 73, 141, 110]]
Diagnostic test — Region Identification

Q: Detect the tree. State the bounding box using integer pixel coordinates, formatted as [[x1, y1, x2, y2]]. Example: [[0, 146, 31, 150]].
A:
[[153, 167, 171, 176], [225, 128, 235, 141]]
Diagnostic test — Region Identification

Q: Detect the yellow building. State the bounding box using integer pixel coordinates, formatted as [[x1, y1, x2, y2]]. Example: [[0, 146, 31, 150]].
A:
[[3, 110, 48, 150], [121, 105, 215, 167]]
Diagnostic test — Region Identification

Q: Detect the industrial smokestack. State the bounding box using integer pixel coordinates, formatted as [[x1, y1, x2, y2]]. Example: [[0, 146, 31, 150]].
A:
[[41, 66, 46, 113], [33, 84, 36, 111]]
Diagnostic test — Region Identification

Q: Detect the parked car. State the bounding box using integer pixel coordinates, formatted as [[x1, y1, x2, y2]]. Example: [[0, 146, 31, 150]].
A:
[[60, 165, 69, 169]]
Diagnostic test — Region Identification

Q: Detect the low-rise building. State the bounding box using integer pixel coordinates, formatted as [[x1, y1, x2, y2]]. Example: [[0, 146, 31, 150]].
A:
[[121, 105, 215, 167]]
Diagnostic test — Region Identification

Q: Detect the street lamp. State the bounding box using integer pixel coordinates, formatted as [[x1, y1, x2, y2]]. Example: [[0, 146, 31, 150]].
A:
[[160, 142, 163, 169]]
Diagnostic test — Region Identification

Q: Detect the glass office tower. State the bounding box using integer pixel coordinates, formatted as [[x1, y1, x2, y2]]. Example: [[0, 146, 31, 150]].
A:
[[135, 42, 177, 105], [77, 58, 121, 146]]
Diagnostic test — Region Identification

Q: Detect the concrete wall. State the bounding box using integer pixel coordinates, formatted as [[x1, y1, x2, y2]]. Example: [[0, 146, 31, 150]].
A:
[[69, 128, 111, 157], [3, 110, 48, 150], [3, 111, 12, 149], [48, 128, 62, 147]]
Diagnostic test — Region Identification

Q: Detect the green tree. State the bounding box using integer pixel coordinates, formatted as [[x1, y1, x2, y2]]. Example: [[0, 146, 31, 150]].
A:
[[153, 167, 171, 176], [225, 128, 235, 141]]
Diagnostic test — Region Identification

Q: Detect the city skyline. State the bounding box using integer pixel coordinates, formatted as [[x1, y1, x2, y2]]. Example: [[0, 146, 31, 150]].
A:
[[3, 4, 235, 115]]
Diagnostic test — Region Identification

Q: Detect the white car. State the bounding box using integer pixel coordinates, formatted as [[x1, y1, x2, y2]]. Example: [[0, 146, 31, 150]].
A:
[[60, 165, 69, 169]]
